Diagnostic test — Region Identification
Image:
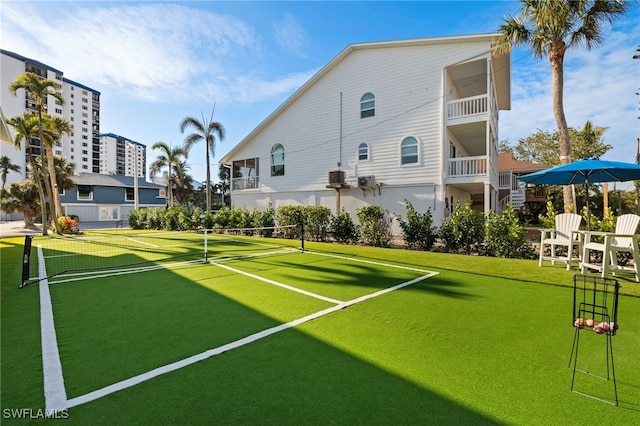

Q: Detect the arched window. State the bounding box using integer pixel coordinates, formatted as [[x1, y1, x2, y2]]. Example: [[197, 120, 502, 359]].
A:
[[400, 137, 419, 165], [271, 144, 285, 176], [358, 143, 369, 161], [360, 92, 375, 118]]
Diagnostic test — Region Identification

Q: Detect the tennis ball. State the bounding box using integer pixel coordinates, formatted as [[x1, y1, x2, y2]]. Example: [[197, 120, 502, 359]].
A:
[[599, 322, 610, 331], [574, 318, 586, 328], [593, 325, 604, 334], [586, 319, 595, 327]]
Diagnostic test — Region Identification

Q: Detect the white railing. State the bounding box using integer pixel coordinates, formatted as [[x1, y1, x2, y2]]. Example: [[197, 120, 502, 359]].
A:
[[498, 171, 520, 190], [447, 156, 488, 177], [447, 94, 488, 120]]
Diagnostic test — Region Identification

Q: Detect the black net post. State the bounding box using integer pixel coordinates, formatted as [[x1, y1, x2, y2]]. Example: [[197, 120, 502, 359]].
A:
[[300, 221, 305, 253], [20, 235, 33, 288]]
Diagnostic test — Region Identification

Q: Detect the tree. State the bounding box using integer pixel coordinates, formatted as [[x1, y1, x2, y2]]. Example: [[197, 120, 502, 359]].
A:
[[496, 0, 628, 213], [149, 142, 186, 208], [9, 72, 66, 233], [5, 112, 49, 234], [173, 160, 194, 206], [180, 109, 225, 211], [42, 114, 72, 218], [0, 155, 21, 190], [512, 122, 612, 166], [1, 181, 40, 227]]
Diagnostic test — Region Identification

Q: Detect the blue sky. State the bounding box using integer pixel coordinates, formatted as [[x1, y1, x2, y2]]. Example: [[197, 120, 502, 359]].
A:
[[2, 1, 639, 186]]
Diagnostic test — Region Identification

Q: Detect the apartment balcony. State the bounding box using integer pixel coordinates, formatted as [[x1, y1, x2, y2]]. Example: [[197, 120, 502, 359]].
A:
[[446, 94, 489, 125], [446, 156, 497, 186]]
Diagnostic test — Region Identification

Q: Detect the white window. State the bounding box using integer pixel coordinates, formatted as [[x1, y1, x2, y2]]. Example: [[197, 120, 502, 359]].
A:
[[358, 143, 369, 161], [77, 185, 93, 200], [400, 137, 419, 165], [360, 92, 375, 118], [270, 144, 285, 176], [232, 158, 259, 190]]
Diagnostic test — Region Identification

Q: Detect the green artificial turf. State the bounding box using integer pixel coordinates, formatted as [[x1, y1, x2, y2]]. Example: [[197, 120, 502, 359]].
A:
[[1, 233, 639, 425]]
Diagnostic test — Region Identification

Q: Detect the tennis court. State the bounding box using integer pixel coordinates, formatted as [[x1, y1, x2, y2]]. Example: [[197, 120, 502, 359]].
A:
[[26, 230, 438, 412]]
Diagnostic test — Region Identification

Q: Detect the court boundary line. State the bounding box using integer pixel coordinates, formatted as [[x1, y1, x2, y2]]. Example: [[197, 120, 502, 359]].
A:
[[37, 246, 438, 411], [38, 245, 67, 412]]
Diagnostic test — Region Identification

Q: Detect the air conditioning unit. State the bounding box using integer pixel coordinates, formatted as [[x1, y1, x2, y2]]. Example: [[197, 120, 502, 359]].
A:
[[328, 170, 345, 185], [358, 175, 376, 188]]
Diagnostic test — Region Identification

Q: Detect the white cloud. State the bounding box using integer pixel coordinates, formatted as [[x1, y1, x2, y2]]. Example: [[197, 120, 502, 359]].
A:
[[0, 2, 309, 104], [272, 12, 308, 57]]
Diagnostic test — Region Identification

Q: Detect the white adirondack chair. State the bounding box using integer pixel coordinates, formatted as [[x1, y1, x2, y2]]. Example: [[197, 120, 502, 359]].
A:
[[539, 213, 583, 270], [580, 214, 640, 282]]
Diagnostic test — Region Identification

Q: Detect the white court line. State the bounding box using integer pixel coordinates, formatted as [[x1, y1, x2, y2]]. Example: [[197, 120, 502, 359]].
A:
[[65, 270, 437, 409], [126, 237, 158, 248], [211, 259, 343, 304], [48, 260, 205, 285], [40, 247, 438, 410], [37, 245, 68, 411], [304, 249, 435, 274]]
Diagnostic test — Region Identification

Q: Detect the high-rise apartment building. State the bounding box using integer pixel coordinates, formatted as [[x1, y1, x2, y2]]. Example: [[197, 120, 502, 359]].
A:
[[99, 133, 146, 178], [1, 49, 101, 184]]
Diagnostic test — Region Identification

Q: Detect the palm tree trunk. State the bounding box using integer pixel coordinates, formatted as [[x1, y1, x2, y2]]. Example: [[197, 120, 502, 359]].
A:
[[26, 147, 48, 235], [46, 145, 64, 218], [205, 146, 211, 212], [549, 42, 572, 213], [37, 109, 62, 233]]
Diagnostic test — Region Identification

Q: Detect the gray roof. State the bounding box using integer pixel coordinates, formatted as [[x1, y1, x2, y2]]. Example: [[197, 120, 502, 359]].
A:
[[73, 173, 164, 189]]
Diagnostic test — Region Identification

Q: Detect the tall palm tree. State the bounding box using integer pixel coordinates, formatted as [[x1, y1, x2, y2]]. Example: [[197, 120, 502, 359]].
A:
[[9, 72, 65, 232], [180, 109, 225, 211], [149, 142, 186, 207], [0, 155, 21, 190], [43, 114, 72, 217], [495, 0, 628, 213], [6, 112, 49, 234]]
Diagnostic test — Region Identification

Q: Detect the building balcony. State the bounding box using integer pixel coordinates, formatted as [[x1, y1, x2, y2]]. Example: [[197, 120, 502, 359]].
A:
[[446, 94, 488, 125], [446, 155, 495, 185]]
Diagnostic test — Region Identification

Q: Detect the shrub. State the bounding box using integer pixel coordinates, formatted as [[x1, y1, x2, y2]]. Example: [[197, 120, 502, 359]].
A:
[[53, 216, 79, 234], [357, 205, 392, 247], [276, 205, 304, 239], [331, 209, 359, 244], [484, 204, 535, 259], [439, 199, 484, 255], [304, 205, 333, 242], [395, 200, 436, 251], [256, 203, 276, 236]]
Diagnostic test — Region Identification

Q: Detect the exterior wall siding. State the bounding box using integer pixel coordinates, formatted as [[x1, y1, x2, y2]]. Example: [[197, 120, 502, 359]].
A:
[[225, 37, 502, 233]]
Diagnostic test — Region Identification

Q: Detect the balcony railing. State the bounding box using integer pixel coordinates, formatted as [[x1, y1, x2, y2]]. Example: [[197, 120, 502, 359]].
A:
[[447, 156, 488, 177], [447, 94, 488, 120], [232, 177, 259, 190]]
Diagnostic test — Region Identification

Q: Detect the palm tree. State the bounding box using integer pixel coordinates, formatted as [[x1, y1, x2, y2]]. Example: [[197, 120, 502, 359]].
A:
[[180, 109, 225, 211], [9, 72, 65, 233], [149, 142, 186, 207], [495, 0, 628, 213], [173, 160, 194, 206], [42, 114, 72, 217], [5, 112, 49, 234], [0, 155, 21, 190], [1, 181, 40, 227]]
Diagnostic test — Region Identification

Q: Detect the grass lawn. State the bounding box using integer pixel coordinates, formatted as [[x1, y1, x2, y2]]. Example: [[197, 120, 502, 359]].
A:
[[1, 233, 639, 424]]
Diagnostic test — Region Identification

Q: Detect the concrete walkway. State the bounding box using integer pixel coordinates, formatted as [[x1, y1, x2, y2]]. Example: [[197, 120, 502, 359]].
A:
[[0, 220, 129, 238]]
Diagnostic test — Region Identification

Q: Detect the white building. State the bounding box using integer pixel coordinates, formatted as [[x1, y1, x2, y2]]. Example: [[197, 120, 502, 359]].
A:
[[99, 133, 146, 178], [220, 33, 511, 233], [0, 49, 101, 184]]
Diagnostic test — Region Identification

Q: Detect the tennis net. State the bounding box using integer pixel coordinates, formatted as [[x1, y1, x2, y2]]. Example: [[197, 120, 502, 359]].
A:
[[21, 225, 303, 287]]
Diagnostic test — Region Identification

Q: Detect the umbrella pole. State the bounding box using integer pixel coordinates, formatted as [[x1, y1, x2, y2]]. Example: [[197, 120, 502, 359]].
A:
[[586, 179, 590, 231]]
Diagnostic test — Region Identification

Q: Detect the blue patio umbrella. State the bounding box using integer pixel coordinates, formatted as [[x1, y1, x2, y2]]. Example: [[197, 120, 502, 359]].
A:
[[519, 158, 640, 228]]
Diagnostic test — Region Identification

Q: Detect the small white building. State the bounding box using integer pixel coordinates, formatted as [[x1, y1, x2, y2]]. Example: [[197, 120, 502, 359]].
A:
[[220, 33, 511, 233]]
